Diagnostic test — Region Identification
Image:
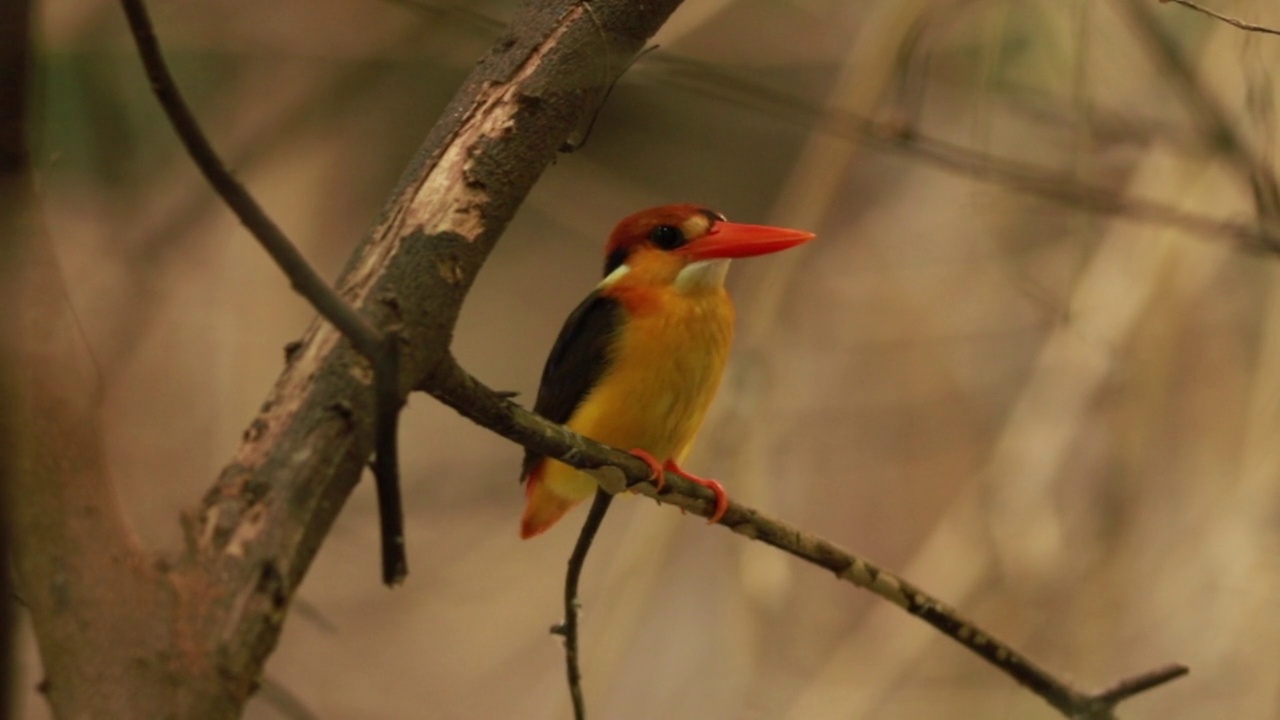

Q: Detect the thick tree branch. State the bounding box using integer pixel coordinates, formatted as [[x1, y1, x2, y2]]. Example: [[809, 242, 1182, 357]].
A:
[[422, 355, 1188, 720], [153, 1, 687, 716]]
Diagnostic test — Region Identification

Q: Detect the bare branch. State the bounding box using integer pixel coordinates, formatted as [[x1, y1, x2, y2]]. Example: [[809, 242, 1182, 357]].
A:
[[1090, 664, 1191, 710], [1161, 0, 1280, 38], [118, 0, 383, 359], [551, 490, 614, 720], [422, 355, 1188, 719], [371, 332, 407, 582]]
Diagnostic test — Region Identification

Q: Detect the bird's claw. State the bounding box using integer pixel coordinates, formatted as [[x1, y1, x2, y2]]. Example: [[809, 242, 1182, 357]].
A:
[[624, 451, 729, 524], [627, 448, 666, 492], [663, 460, 729, 525]]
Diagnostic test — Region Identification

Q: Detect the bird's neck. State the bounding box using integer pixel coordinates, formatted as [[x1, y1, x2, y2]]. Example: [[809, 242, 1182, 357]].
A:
[[674, 259, 731, 294], [599, 259, 731, 297]]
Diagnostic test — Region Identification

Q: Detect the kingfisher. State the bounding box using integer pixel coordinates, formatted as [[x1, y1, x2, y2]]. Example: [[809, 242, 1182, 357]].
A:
[[519, 204, 815, 538]]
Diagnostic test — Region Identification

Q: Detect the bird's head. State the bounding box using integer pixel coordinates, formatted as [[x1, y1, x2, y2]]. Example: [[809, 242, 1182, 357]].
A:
[[600, 204, 815, 293]]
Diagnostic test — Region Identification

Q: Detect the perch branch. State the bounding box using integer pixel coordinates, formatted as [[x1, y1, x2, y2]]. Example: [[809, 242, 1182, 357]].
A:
[[119, 0, 408, 583], [421, 355, 1188, 720]]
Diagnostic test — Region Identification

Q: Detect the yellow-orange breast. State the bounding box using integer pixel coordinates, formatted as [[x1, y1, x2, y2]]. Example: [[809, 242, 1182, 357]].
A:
[[521, 283, 733, 536], [573, 284, 732, 455]]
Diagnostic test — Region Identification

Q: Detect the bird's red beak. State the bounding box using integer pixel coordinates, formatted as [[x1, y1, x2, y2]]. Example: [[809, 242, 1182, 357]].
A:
[[678, 221, 816, 261]]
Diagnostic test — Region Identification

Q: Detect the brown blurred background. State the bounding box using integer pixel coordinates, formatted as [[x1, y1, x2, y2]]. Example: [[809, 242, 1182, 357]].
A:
[[14, 0, 1280, 717]]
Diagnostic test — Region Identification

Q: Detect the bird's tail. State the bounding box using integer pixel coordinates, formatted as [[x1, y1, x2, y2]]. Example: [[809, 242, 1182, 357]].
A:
[[520, 461, 589, 539]]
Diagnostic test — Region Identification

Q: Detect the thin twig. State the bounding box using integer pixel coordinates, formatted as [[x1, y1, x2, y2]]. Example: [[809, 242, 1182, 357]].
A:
[[291, 597, 340, 635], [372, 332, 407, 583], [1161, 0, 1280, 38], [105, 25, 432, 377], [257, 675, 322, 720], [1090, 663, 1191, 709], [552, 490, 614, 720], [423, 355, 1188, 720], [118, 0, 381, 358], [558, 0, 612, 152], [119, 0, 409, 585]]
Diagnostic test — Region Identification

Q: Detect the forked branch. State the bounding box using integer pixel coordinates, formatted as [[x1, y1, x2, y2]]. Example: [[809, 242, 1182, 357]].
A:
[[422, 356, 1188, 720]]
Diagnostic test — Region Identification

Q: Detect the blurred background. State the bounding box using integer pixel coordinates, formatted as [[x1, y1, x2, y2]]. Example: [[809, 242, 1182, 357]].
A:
[[13, 0, 1280, 717]]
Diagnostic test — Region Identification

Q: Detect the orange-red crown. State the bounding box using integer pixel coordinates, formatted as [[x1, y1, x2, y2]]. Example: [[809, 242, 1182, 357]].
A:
[[603, 204, 724, 275]]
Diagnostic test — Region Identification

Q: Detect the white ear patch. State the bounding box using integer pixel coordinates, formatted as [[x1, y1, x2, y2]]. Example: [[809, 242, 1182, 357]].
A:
[[675, 259, 731, 293], [679, 213, 713, 240], [598, 263, 631, 288]]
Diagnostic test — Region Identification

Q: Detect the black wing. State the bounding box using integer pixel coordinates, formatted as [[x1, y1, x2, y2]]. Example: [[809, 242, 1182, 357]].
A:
[[521, 290, 623, 480]]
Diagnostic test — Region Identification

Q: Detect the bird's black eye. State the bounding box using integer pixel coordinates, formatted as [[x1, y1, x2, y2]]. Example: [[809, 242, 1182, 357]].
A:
[[649, 224, 686, 250]]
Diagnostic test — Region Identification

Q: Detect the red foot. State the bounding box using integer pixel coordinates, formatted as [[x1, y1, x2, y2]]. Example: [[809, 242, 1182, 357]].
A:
[[663, 460, 729, 525], [628, 448, 666, 492]]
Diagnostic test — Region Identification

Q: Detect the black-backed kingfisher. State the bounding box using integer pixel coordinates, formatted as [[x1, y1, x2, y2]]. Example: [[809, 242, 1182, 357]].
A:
[[520, 204, 816, 538]]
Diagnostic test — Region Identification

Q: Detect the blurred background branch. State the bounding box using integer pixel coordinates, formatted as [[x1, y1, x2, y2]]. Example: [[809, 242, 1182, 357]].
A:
[[1, 0, 175, 717], [0, 0, 31, 713]]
